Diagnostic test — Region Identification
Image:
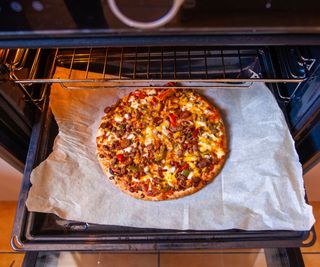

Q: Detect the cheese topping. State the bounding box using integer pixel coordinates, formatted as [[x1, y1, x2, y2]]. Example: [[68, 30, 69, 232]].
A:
[[144, 126, 154, 146], [114, 115, 123, 122]]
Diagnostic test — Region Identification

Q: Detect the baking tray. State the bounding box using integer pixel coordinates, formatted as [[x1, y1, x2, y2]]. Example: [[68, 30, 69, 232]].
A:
[[11, 84, 316, 251]]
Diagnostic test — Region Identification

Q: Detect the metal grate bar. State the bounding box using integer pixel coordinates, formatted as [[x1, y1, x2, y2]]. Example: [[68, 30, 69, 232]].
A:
[[85, 48, 92, 79], [27, 49, 41, 80], [147, 47, 150, 79], [173, 48, 177, 80], [133, 47, 137, 79], [221, 49, 226, 78], [238, 50, 243, 74], [102, 47, 109, 78], [160, 48, 163, 79], [68, 48, 76, 79], [188, 49, 191, 79], [204, 49, 208, 79], [119, 48, 124, 79]]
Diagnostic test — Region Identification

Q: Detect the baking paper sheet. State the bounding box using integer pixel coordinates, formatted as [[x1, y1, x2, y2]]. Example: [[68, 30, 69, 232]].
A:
[[26, 67, 315, 230]]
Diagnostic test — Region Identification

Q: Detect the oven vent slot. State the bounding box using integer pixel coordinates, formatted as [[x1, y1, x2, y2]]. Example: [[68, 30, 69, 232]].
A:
[[1, 46, 311, 92]]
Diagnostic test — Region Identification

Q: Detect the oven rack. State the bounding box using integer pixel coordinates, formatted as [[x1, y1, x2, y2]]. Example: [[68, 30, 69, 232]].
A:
[[1, 46, 311, 93]]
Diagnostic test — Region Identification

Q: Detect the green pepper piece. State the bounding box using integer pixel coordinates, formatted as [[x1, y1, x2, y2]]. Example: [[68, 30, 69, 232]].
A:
[[181, 169, 190, 177], [128, 165, 138, 172], [164, 184, 172, 192]]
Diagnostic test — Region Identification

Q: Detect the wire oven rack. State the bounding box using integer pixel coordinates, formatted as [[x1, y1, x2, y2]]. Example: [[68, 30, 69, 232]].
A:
[[1, 46, 310, 90]]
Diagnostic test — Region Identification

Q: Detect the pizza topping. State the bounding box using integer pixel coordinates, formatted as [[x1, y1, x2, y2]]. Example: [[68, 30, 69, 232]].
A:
[[168, 114, 177, 127], [158, 88, 175, 101], [180, 110, 192, 119], [132, 90, 147, 99], [181, 169, 191, 177], [116, 154, 124, 162], [153, 117, 163, 126], [197, 158, 211, 168], [192, 128, 199, 139], [192, 177, 201, 186], [104, 107, 111, 113], [179, 163, 189, 171], [119, 139, 131, 149]]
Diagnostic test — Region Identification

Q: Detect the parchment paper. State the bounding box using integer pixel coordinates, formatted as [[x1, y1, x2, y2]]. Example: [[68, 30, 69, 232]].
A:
[[26, 67, 315, 230]]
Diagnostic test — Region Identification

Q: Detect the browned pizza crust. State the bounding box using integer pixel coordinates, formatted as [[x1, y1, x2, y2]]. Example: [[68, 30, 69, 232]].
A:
[[96, 87, 227, 201]]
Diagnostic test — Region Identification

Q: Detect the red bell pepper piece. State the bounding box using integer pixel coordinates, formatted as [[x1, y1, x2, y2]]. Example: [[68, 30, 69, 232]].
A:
[[168, 113, 177, 127], [192, 128, 199, 139], [178, 163, 189, 171], [151, 97, 158, 106], [117, 154, 124, 162], [158, 88, 175, 101], [171, 161, 179, 168], [132, 91, 146, 99]]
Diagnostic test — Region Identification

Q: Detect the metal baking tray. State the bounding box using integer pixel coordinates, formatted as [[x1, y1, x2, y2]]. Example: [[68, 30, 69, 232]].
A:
[[11, 89, 316, 252], [11, 47, 316, 251]]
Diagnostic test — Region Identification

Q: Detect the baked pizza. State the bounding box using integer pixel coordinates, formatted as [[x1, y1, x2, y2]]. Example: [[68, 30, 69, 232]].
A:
[[96, 86, 227, 201]]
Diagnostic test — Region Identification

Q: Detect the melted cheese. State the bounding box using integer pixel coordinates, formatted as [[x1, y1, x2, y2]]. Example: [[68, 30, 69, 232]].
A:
[[201, 132, 218, 142], [187, 171, 194, 180], [114, 115, 123, 122], [173, 132, 180, 138], [106, 133, 118, 142], [199, 141, 213, 152], [127, 133, 135, 139], [160, 164, 177, 186], [216, 148, 225, 159], [147, 89, 156, 95], [123, 146, 133, 153], [128, 98, 139, 109], [188, 162, 200, 177], [144, 126, 154, 145], [161, 126, 169, 136], [195, 120, 207, 128], [163, 172, 177, 187], [182, 102, 193, 111], [141, 174, 152, 182], [184, 154, 197, 162], [97, 128, 105, 137]]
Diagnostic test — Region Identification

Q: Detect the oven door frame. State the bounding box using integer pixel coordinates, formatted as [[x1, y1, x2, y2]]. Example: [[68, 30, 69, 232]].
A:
[[0, 42, 318, 267]]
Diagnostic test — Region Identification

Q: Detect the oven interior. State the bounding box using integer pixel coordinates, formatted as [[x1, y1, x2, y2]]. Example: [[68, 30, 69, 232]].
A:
[[1, 45, 319, 251]]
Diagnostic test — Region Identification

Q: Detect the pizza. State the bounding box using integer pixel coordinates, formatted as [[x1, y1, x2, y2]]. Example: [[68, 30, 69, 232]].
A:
[[96, 86, 227, 201]]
